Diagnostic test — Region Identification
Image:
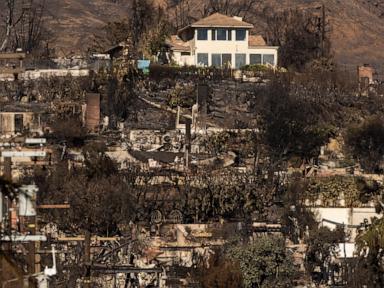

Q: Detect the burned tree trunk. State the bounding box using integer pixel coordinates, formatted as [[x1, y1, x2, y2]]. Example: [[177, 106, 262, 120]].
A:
[[0, 0, 46, 52]]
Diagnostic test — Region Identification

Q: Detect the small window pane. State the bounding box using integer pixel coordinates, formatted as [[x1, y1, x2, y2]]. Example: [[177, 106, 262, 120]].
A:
[[250, 54, 262, 65], [222, 54, 232, 67], [211, 29, 216, 40], [263, 54, 275, 65], [181, 52, 191, 56], [212, 54, 221, 67], [197, 29, 208, 40], [217, 29, 227, 40], [235, 54, 246, 68], [236, 29, 246, 41], [15, 114, 24, 133], [197, 53, 208, 66], [228, 29, 232, 40]]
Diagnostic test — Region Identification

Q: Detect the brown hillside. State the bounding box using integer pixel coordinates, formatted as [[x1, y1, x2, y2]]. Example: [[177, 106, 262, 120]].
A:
[[259, 0, 384, 68], [43, 0, 131, 57], [3, 0, 383, 67]]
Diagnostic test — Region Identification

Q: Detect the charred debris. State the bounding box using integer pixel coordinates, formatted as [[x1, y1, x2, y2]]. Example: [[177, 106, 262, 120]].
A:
[[1, 49, 384, 288]]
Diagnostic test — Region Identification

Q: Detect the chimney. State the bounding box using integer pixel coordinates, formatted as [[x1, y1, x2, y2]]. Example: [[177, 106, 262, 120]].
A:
[[185, 118, 191, 153], [196, 84, 208, 131], [233, 16, 243, 21], [197, 84, 208, 115], [175, 106, 181, 129], [357, 64, 375, 88], [3, 157, 12, 181], [85, 93, 100, 132], [358, 65, 374, 81]]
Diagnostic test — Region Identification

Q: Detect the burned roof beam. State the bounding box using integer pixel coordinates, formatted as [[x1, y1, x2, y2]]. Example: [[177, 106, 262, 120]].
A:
[[89, 265, 162, 274]]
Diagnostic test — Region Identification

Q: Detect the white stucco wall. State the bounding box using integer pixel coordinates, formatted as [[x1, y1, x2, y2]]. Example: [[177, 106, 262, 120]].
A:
[[312, 207, 382, 241], [194, 29, 250, 56], [184, 28, 278, 68], [21, 69, 89, 80], [248, 47, 279, 67], [172, 52, 194, 66], [0, 69, 90, 81], [0, 112, 38, 136]]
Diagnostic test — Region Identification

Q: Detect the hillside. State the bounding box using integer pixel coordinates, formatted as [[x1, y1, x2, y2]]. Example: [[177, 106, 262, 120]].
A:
[[43, 0, 131, 56], [258, 0, 384, 67], [33, 0, 384, 67]]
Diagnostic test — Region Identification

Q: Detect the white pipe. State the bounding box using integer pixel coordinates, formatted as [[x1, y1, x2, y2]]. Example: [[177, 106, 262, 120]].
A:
[[44, 244, 57, 277], [52, 245, 56, 274]]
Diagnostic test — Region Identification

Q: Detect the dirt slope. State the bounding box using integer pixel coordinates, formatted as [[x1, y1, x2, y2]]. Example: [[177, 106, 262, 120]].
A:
[[38, 0, 384, 66], [44, 0, 131, 56]]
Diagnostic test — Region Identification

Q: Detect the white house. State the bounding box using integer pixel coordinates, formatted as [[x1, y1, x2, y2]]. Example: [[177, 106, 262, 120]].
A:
[[167, 13, 278, 69]]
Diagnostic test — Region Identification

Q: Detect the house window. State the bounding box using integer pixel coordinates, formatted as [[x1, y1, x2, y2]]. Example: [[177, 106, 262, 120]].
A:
[[210, 54, 232, 67], [212, 29, 231, 40], [236, 29, 246, 41], [222, 54, 232, 67], [197, 53, 208, 66], [250, 54, 262, 65], [217, 29, 227, 40], [14, 114, 24, 133], [197, 29, 208, 40], [212, 54, 221, 67], [181, 52, 191, 56], [235, 53, 246, 68], [263, 54, 275, 65]]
